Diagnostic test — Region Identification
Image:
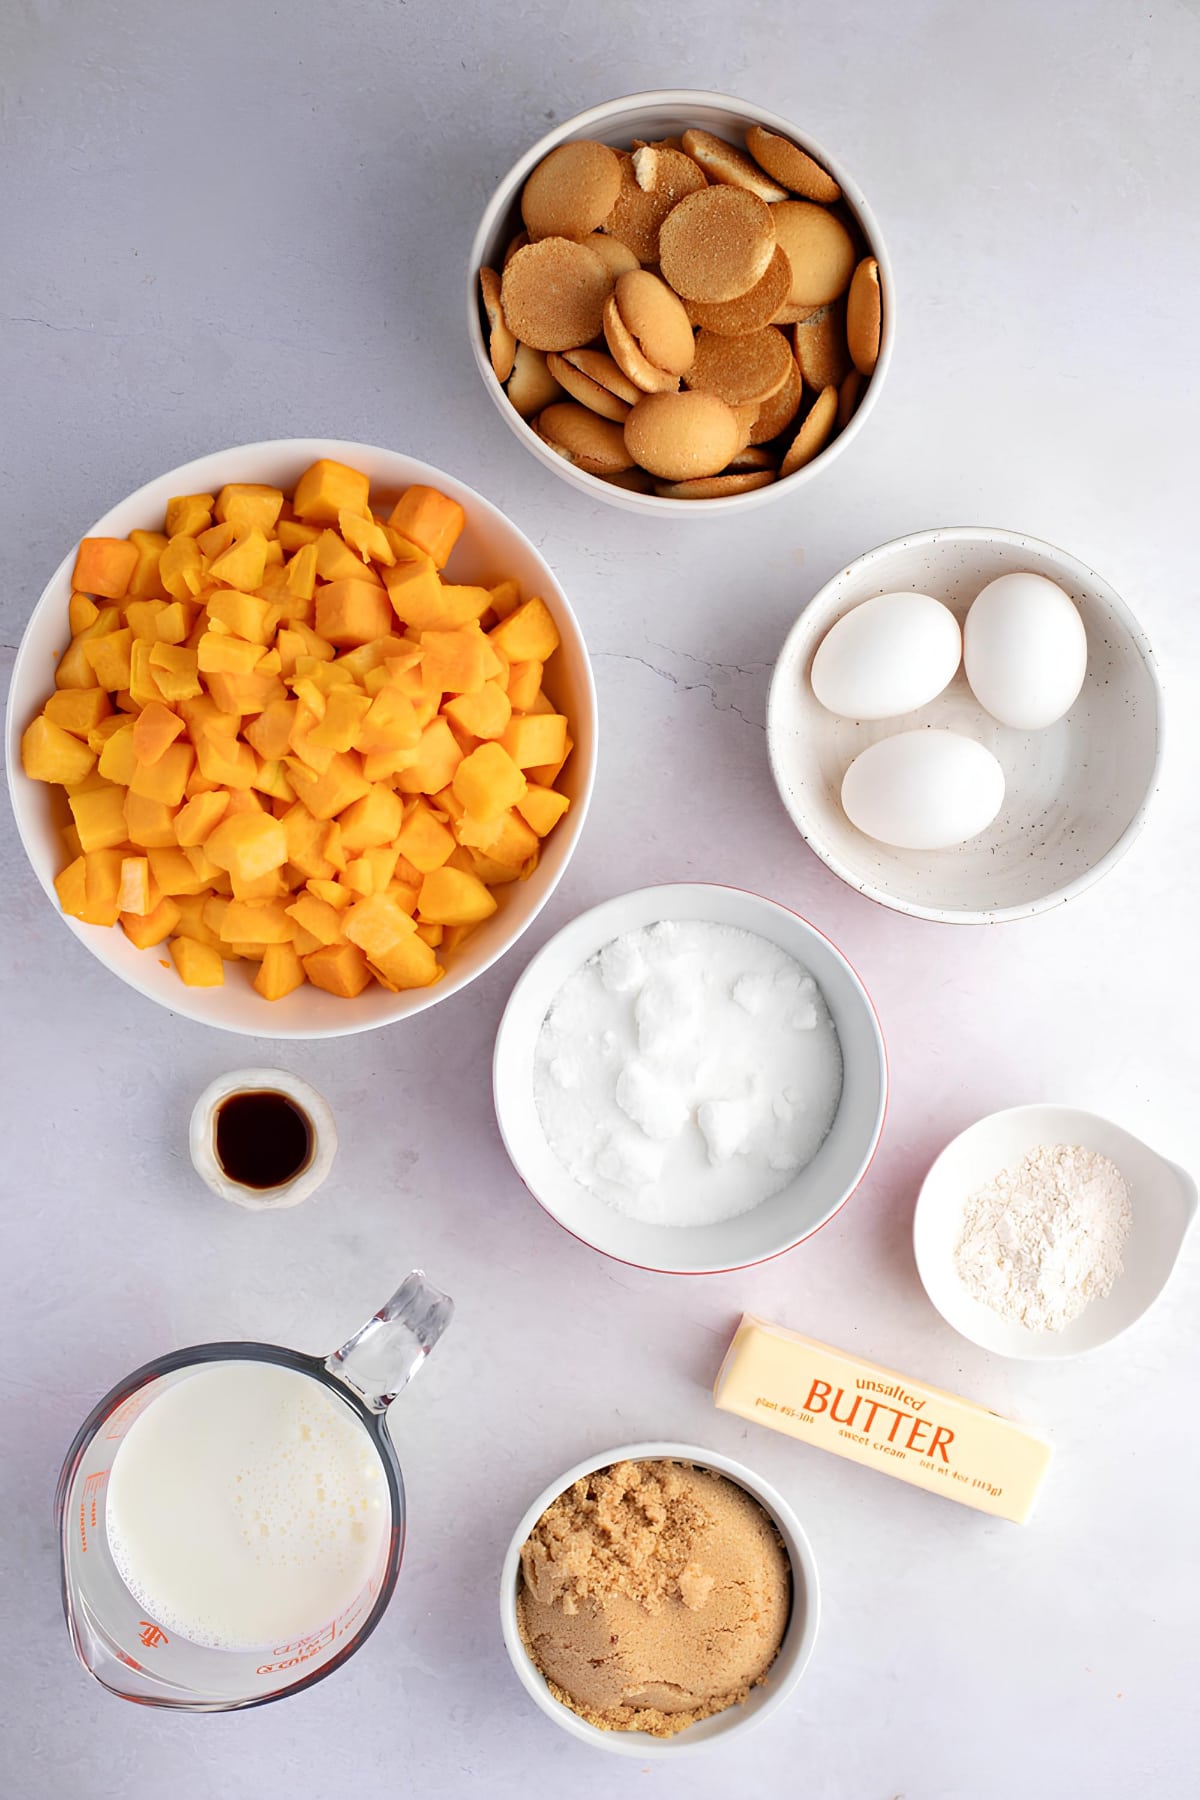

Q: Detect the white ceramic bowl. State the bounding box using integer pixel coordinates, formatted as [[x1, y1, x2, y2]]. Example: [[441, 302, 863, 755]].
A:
[[492, 882, 887, 1273], [6, 439, 596, 1037], [188, 1067, 337, 1209], [468, 89, 893, 517], [767, 526, 1163, 923], [914, 1104, 1196, 1360], [499, 1441, 820, 1757]]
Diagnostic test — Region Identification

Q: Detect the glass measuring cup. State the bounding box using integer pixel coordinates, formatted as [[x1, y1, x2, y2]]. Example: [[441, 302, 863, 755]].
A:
[[55, 1271, 452, 1710]]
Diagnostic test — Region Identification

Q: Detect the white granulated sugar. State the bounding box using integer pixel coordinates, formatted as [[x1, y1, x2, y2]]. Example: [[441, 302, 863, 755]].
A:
[[954, 1143, 1132, 1332], [532, 920, 844, 1227]]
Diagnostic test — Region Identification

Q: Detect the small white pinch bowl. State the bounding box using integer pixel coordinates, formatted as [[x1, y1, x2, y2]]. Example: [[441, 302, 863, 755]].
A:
[[499, 1440, 820, 1758], [913, 1104, 1197, 1360], [767, 526, 1163, 923], [189, 1067, 337, 1210], [492, 882, 887, 1275], [468, 89, 893, 517]]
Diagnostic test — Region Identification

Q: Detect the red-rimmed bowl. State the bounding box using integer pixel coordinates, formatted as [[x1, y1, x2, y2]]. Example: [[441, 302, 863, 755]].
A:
[[492, 883, 886, 1274]]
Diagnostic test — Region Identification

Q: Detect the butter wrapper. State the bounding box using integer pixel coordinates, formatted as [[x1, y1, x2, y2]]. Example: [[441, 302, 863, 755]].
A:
[[714, 1314, 1052, 1523]]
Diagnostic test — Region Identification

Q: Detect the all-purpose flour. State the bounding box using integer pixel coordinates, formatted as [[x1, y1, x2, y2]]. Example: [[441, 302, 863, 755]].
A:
[[533, 920, 843, 1227], [954, 1143, 1132, 1332]]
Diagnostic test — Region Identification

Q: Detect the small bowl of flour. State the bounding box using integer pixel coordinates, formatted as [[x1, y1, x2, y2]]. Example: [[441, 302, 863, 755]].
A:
[[914, 1104, 1197, 1359], [493, 884, 887, 1274]]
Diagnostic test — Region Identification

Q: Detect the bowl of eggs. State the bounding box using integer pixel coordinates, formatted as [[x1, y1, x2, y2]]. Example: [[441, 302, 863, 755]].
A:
[[767, 526, 1163, 924], [468, 90, 893, 515]]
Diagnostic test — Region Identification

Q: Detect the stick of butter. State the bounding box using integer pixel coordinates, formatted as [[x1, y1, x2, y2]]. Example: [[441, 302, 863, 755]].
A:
[[714, 1315, 1052, 1524]]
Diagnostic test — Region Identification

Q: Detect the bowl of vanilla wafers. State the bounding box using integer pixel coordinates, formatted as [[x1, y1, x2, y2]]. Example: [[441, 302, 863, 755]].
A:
[[469, 90, 892, 513]]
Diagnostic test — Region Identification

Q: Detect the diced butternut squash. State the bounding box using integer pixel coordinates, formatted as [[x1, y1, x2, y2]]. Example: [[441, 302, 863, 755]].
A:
[[506, 659, 544, 711], [117, 856, 152, 915], [396, 800, 456, 873], [443, 680, 511, 740], [81, 628, 134, 693], [170, 936, 225, 986], [285, 540, 318, 601], [217, 898, 294, 944], [516, 785, 571, 835], [254, 942, 306, 1000], [72, 537, 139, 600], [452, 741, 526, 821], [120, 894, 181, 948], [287, 751, 371, 821], [21, 715, 97, 785], [315, 578, 393, 648], [195, 731, 258, 790], [293, 459, 371, 525], [54, 855, 89, 920], [307, 686, 372, 752], [342, 893, 418, 959], [207, 589, 275, 644], [123, 790, 180, 849], [387, 486, 465, 568], [69, 592, 101, 633], [131, 701, 185, 765], [148, 847, 214, 896], [489, 578, 521, 620], [69, 784, 130, 852], [174, 789, 230, 847], [205, 812, 288, 882], [147, 643, 203, 702], [285, 891, 346, 946], [43, 689, 112, 738], [214, 483, 284, 535], [302, 941, 371, 997], [127, 530, 170, 598], [367, 931, 440, 990], [417, 865, 498, 925], [420, 627, 489, 696], [339, 509, 394, 565], [129, 741, 194, 806], [488, 596, 560, 662], [164, 494, 214, 537], [355, 683, 421, 754], [395, 717, 463, 796], [208, 530, 269, 591], [159, 533, 205, 599], [338, 784, 403, 852], [500, 712, 568, 769]]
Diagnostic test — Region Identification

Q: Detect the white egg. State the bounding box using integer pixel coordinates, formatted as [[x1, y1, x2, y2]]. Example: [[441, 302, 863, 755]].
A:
[[841, 730, 1006, 850], [810, 592, 961, 720], [964, 572, 1087, 729]]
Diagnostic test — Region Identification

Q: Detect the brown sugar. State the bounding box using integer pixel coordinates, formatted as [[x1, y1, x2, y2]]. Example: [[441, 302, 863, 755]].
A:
[[517, 1459, 791, 1737]]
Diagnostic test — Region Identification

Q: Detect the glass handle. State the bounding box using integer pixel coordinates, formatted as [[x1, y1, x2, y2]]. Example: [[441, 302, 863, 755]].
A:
[[324, 1271, 453, 1413]]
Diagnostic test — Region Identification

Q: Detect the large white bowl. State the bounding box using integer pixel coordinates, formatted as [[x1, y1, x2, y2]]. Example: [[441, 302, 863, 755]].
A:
[[767, 526, 1163, 923], [914, 1104, 1197, 1361], [468, 89, 893, 517], [492, 883, 887, 1274], [6, 439, 596, 1037], [499, 1440, 820, 1758]]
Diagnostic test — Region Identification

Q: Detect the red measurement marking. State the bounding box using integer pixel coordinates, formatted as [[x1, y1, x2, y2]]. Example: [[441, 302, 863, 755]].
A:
[[78, 1471, 108, 1552], [137, 1622, 168, 1649]]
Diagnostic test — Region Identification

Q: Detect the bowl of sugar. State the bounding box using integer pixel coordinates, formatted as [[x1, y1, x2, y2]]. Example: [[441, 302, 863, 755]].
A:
[[914, 1104, 1197, 1359], [493, 883, 887, 1274]]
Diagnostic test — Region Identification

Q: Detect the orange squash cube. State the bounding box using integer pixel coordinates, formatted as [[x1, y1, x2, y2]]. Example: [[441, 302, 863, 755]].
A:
[[517, 785, 570, 835], [129, 741, 194, 807], [381, 557, 473, 632], [123, 791, 180, 849], [417, 866, 499, 926], [452, 741, 526, 821], [120, 894, 181, 948], [205, 812, 288, 882], [302, 941, 371, 997], [396, 800, 456, 873], [170, 935, 225, 986], [489, 578, 522, 620], [342, 892, 418, 959], [293, 459, 371, 526], [218, 898, 294, 944], [206, 589, 275, 644], [387, 486, 465, 568], [72, 537, 139, 600], [81, 628, 134, 693], [117, 855, 152, 916], [444, 680, 512, 740], [68, 592, 101, 634], [164, 494, 214, 537], [21, 715, 97, 785], [132, 701, 185, 765], [285, 891, 346, 946], [395, 717, 464, 796], [488, 596, 560, 662], [338, 784, 403, 853], [43, 688, 112, 738], [68, 784, 130, 852], [500, 712, 568, 769], [147, 847, 214, 896], [367, 931, 440, 990], [285, 541, 319, 602], [254, 942, 306, 1001], [420, 627, 489, 696], [506, 659, 544, 711], [208, 530, 269, 591], [287, 751, 371, 821], [355, 684, 422, 755], [339, 509, 394, 566], [315, 578, 393, 648], [54, 855, 89, 920], [195, 732, 258, 790], [307, 687, 372, 752], [174, 790, 230, 847], [147, 643, 203, 702], [214, 483, 284, 534]]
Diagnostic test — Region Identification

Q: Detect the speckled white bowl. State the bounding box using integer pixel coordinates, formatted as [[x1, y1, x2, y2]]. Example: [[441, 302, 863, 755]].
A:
[[914, 1105, 1197, 1359], [468, 89, 893, 517], [499, 1441, 820, 1757], [767, 526, 1163, 923]]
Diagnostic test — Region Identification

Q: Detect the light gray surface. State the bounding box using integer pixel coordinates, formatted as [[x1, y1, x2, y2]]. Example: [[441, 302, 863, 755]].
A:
[[1, 3, 1198, 1797]]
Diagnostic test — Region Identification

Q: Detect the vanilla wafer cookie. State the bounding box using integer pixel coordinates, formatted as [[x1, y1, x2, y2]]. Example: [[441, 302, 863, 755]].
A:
[[745, 124, 842, 203], [501, 237, 614, 352]]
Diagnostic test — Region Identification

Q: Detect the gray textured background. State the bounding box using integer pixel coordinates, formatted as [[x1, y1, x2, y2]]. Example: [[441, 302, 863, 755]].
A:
[[2, 3, 1198, 1797]]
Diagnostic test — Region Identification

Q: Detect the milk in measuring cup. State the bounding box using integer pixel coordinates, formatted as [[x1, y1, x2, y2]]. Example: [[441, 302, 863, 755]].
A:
[[105, 1362, 389, 1650]]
